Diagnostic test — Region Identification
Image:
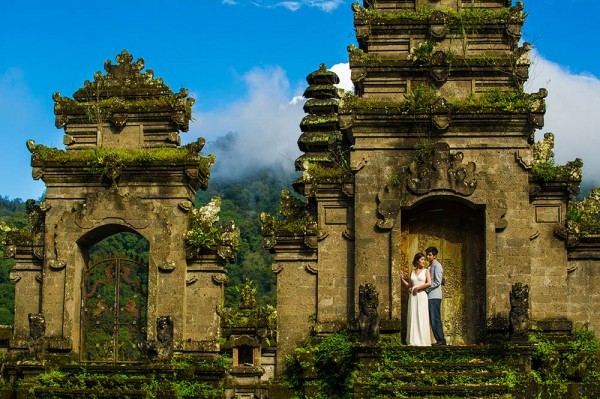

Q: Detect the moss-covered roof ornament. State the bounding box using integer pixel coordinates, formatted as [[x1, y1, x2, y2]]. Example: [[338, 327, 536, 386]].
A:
[[53, 49, 195, 137]]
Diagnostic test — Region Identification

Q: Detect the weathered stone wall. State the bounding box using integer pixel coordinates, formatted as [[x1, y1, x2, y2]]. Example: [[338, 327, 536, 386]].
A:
[[273, 249, 317, 375], [316, 196, 354, 331], [36, 181, 208, 356], [10, 247, 42, 340], [566, 242, 600, 333]]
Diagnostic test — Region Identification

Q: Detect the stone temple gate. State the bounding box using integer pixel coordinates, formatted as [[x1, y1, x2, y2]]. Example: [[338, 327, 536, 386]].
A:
[[6, 50, 237, 362], [261, 0, 600, 376]]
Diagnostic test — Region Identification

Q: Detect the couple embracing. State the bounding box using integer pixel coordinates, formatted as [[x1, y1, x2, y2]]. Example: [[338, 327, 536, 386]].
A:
[[401, 246, 447, 347]]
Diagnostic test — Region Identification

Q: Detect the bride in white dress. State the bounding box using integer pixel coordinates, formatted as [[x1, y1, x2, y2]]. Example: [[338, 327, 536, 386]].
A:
[[402, 252, 432, 346]]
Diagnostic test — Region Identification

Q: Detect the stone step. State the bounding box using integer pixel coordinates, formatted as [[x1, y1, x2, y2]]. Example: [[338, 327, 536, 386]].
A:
[[377, 383, 510, 396], [26, 387, 149, 399], [374, 396, 512, 399], [390, 369, 508, 385], [387, 360, 500, 372]]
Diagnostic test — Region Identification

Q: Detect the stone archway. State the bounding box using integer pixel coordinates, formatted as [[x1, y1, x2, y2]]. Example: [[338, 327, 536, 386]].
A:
[[78, 227, 150, 363], [401, 198, 486, 345]]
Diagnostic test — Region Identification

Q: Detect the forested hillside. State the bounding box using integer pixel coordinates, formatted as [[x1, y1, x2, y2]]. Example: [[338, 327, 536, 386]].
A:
[[196, 168, 295, 306], [0, 197, 27, 324], [0, 169, 295, 325]]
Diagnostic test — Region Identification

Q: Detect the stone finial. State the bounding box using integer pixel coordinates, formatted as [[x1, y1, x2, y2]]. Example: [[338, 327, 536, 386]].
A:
[[358, 283, 379, 342], [533, 133, 554, 164], [239, 279, 258, 310]]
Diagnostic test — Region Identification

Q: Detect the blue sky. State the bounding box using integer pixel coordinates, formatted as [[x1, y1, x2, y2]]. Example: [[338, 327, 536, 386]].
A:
[[1, 0, 599, 200]]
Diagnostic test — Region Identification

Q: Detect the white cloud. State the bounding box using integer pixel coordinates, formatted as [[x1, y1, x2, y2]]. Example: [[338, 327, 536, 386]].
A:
[[191, 66, 305, 179], [222, 0, 238, 4], [190, 56, 600, 192], [277, 1, 302, 11], [331, 62, 353, 92], [306, 0, 344, 12], [526, 52, 600, 189], [249, 0, 344, 12]]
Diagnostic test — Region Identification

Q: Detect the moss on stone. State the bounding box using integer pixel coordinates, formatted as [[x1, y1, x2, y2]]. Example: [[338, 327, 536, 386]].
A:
[[354, 6, 522, 27], [30, 145, 214, 169], [339, 89, 534, 115], [566, 188, 600, 236], [55, 94, 194, 122]]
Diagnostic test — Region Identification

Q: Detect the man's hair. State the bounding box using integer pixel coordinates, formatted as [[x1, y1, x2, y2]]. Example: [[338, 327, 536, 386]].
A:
[[425, 246, 438, 256]]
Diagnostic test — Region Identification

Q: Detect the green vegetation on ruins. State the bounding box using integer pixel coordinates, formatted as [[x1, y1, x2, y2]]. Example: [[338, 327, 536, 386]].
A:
[[339, 87, 534, 115], [54, 94, 194, 123], [349, 46, 519, 68], [29, 144, 215, 186], [30, 144, 214, 166], [527, 324, 600, 398], [185, 196, 241, 263], [354, 5, 524, 27], [16, 364, 225, 399], [566, 188, 600, 236], [531, 158, 583, 183], [283, 325, 600, 399]]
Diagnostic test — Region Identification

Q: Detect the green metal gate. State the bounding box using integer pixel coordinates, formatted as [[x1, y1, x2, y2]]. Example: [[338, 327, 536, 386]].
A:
[[81, 253, 148, 363]]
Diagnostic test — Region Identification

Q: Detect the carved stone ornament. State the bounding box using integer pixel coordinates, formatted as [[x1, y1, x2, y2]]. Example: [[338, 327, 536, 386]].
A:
[[407, 142, 478, 196], [48, 258, 66, 270], [156, 316, 174, 361], [304, 263, 318, 275], [515, 149, 533, 170], [432, 114, 451, 131], [74, 191, 153, 230], [63, 134, 75, 145], [28, 313, 46, 358], [158, 261, 176, 272], [4, 245, 16, 259], [29, 313, 46, 340], [239, 279, 258, 310], [428, 11, 447, 39], [494, 207, 508, 231], [33, 245, 44, 259], [178, 200, 193, 212], [212, 274, 229, 286], [376, 184, 403, 230], [342, 229, 355, 241], [32, 167, 44, 180], [9, 273, 21, 283], [185, 276, 198, 286], [271, 264, 284, 274], [110, 113, 128, 127], [509, 283, 530, 339], [431, 97, 451, 131], [430, 51, 449, 83], [358, 283, 380, 342]]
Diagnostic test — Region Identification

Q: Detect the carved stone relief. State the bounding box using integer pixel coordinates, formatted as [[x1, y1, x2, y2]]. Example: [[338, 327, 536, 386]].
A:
[[407, 143, 478, 196]]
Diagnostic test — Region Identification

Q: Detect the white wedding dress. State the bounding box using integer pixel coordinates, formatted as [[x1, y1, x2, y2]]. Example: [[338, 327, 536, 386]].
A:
[[406, 269, 432, 346]]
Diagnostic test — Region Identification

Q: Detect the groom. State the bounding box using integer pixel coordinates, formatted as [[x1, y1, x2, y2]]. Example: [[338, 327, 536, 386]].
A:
[[425, 246, 446, 346]]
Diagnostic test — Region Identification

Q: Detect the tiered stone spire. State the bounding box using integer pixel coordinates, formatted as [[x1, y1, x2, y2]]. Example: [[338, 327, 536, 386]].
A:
[[294, 64, 349, 197]]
